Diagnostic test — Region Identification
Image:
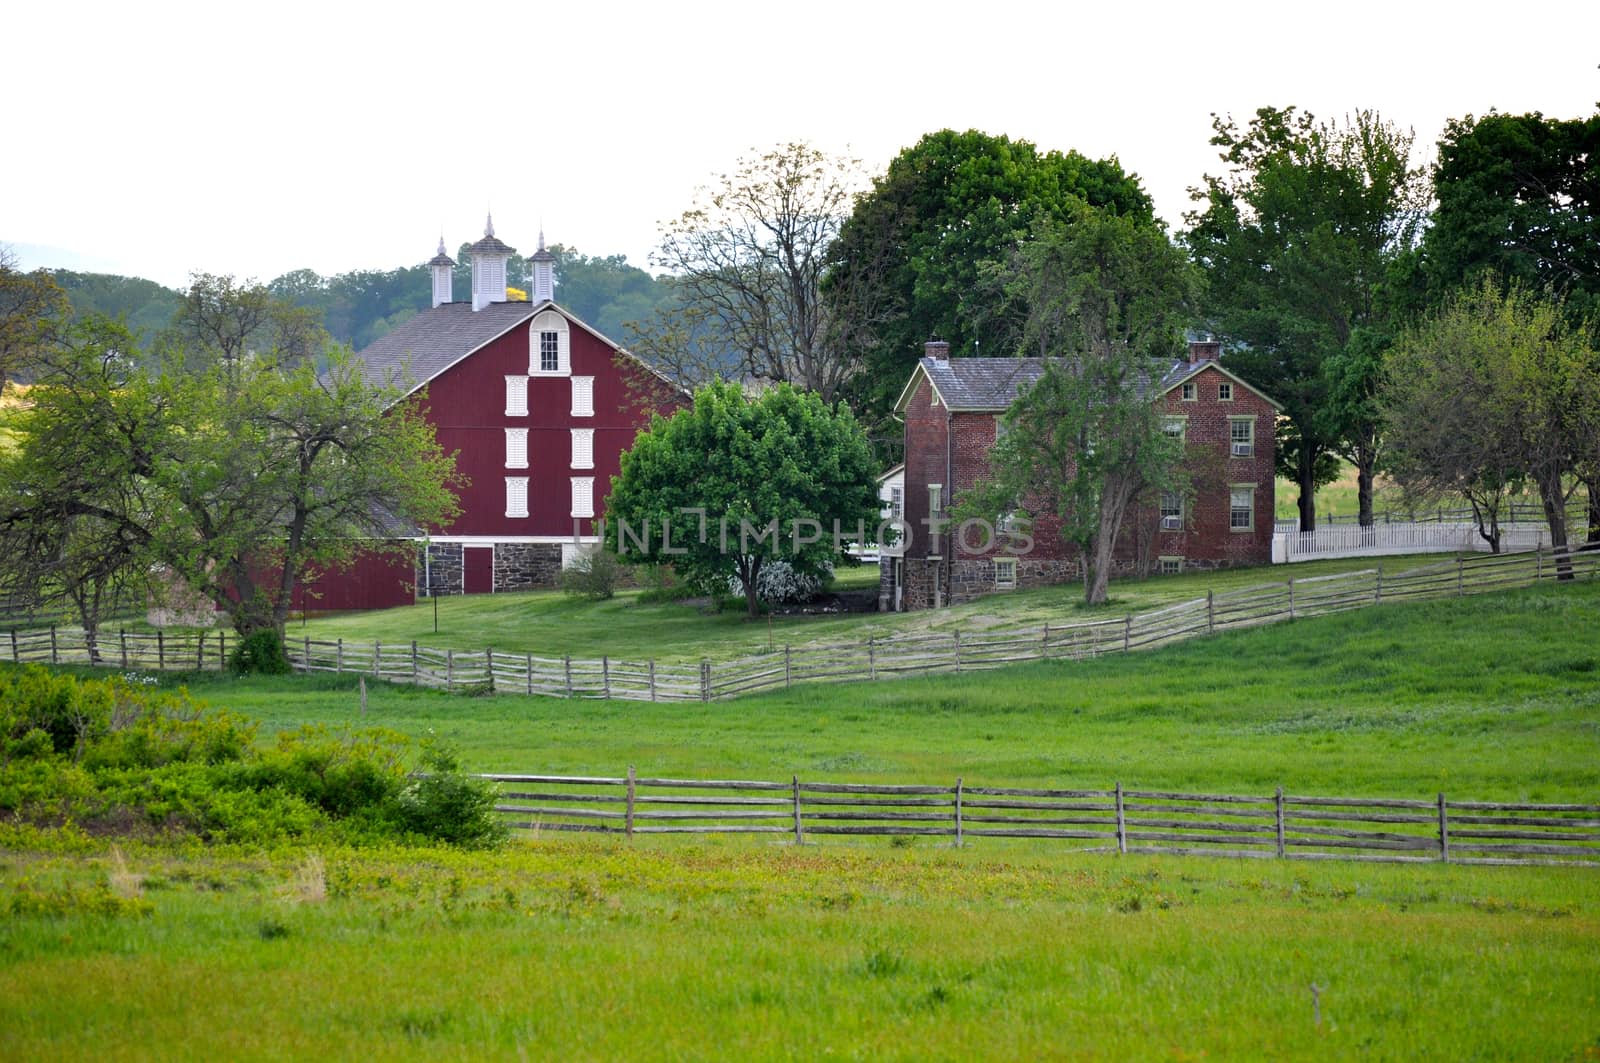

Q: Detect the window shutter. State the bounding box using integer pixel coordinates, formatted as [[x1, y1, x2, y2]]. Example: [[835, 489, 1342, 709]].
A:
[[571, 428, 594, 469], [571, 376, 594, 417], [570, 476, 595, 518], [505, 428, 529, 469], [505, 477, 529, 518], [504, 376, 528, 416]]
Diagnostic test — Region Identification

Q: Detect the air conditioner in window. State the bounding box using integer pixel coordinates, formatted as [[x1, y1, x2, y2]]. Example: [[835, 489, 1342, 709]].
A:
[[1161, 516, 1182, 530], [1231, 442, 1253, 457]]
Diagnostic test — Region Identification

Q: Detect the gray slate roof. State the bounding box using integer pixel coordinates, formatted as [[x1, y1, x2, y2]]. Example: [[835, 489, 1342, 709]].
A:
[[352, 301, 538, 392], [912, 356, 1247, 412]]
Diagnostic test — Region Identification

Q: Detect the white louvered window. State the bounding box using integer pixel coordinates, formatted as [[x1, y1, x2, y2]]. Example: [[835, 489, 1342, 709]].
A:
[[504, 375, 528, 416], [571, 376, 594, 417], [571, 428, 594, 469], [529, 310, 570, 375], [570, 476, 595, 518], [505, 477, 529, 518], [505, 428, 528, 469]]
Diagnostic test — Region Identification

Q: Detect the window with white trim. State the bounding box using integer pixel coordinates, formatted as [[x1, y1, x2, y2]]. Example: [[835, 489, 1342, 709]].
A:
[[505, 477, 529, 518], [1181, 382, 1196, 401], [1230, 485, 1254, 531], [505, 427, 528, 469], [1163, 416, 1186, 441], [994, 557, 1017, 589], [1158, 556, 1183, 575], [1230, 416, 1255, 457], [1218, 381, 1234, 401], [504, 375, 528, 416], [929, 483, 943, 515], [571, 376, 594, 417], [570, 476, 595, 518], [571, 428, 594, 469], [528, 310, 570, 375], [1160, 492, 1183, 530], [889, 486, 903, 519]]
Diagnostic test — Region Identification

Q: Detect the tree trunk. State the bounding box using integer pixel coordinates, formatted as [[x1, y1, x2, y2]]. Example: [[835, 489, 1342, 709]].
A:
[[740, 557, 763, 619], [1536, 471, 1573, 579], [1466, 495, 1501, 554], [1584, 476, 1600, 549], [1296, 447, 1319, 532], [1356, 451, 1375, 528]]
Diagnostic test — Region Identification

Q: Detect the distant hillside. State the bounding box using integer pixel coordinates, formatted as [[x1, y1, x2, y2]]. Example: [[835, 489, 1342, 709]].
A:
[[50, 246, 674, 352]]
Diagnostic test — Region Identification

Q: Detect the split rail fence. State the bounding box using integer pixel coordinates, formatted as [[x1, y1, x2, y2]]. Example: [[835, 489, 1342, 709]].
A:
[[483, 769, 1600, 868], [6, 546, 1599, 703]]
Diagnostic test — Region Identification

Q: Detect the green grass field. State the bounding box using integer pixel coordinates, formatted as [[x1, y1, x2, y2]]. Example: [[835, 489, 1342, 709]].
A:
[[4, 580, 1599, 1059]]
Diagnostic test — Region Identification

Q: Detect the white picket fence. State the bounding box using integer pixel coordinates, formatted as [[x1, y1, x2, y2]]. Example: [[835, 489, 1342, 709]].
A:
[[1273, 521, 1550, 563]]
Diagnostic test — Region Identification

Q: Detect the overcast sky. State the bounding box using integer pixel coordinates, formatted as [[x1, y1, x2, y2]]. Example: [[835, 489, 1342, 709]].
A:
[[5, 0, 1597, 289]]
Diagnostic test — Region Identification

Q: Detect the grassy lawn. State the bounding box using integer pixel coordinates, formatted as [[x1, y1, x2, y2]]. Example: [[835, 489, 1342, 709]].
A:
[[129, 581, 1600, 802], [285, 552, 1463, 664], [1275, 459, 1557, 524], [2, 835, 1597, 1060]]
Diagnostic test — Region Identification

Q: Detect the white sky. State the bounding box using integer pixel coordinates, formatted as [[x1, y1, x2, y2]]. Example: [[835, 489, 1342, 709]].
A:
[[5, 0, 1597, 289]]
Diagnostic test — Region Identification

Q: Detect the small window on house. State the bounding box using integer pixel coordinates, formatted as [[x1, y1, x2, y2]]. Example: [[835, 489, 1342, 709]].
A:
[[1181, 382, 1196, 401], [570, 476, 595, 519], [505, 427, 528, 469], [571, 428, 594, 469], [1163, 416, 1186, 441], [889, 485, 903, 519], [1160, 492, 1183, 530], [505, 477, 529, 518], [994, 557, 1017, 589], [1230, 486, 1254, 531], [571, 376, 594, 417], [539, 331, 560, 373], [1158, 556, 1183, 575], [505, 375, 528, 417], [1218, 381, 1234, 401], [1230, 417, 1254, 457]]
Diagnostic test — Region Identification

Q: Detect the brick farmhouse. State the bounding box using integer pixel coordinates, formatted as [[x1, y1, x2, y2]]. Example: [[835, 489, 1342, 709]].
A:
[[880, 339, 1279, 610]]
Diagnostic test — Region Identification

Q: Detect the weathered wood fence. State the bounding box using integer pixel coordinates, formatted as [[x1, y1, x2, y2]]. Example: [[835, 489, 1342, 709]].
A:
[[482, 770, 1600, 868], [7, 547, 1599, 702]]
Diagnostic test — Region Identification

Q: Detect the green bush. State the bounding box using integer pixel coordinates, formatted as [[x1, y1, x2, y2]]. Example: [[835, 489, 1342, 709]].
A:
[[559, 547, 623, 601], [230, 629, 292, 675], [393, 745, 508, 849]]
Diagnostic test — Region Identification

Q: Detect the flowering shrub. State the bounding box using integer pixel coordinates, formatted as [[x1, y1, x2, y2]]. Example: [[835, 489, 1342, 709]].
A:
[[727, 560, 831, 604]]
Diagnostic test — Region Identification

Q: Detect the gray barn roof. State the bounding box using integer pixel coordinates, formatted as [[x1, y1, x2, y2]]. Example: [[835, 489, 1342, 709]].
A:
[[351, 301, 538, 392]]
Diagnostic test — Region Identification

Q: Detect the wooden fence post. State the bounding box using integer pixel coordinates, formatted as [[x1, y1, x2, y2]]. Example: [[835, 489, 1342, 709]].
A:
[[50, 625, 57, 665], [954, 777, 964, 848], [647, 659, 656, 702], [1042, 622, 1050, 658], [305, 636, 312, 671], [411, 641, 419, 682], [1537, 548, 1543, 582], [446, 650, 454, 693], [953, 631, 962, 673], [373, 640, 381, 678], [1275, 786, 1286, 858], [120, 629, 128, 669], [1375, 565, 1383, 604], [10, 629, 18, 663], [1287, 578, 1295, 620], [1457, 557, 1464, 596], [1122, 616, 1131, 653], [336, 638, 343, 674], [196, 633, 203, 671], [700, 659, 711, 702], [486, 648, 495, 693], [602, 656, 611, 699], [625, 765, 636, 840], [1206, 591, 1214, 634], [157, 630, 164, 671], [784, 645, 792, 688], [219, 631, 226, 669], [791, 775, 804, 845], [1437, 792, 1450, 863], [527, 654, 534, 697], [867, 636, 876, 681], [564, 655, 573, 698], [1114, 782, 1127, 854]]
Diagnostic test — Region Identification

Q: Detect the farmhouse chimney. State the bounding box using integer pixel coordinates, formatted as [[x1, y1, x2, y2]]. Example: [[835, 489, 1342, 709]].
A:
[[924, 339, 950, 361], [428, 236, 455, 308], [531, 227, 555, 303], [467, 213, 517, 312], [1188, 338, 1222, 364]]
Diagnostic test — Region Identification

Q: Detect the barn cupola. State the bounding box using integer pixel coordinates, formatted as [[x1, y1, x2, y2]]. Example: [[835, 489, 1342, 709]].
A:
[[467, 213, 517, 312], [427, 236, 455, 308], [530, 227, 555, 304]]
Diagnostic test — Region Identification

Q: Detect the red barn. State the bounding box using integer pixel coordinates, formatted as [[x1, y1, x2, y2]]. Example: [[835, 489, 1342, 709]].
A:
[[882, 339, 1279, 610], [350, 219, 685, 598]]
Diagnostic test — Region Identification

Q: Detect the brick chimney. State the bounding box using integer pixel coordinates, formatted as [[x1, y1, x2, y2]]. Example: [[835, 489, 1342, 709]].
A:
[[1189, 339, 1222, 364], [925, 339, 950, 361]]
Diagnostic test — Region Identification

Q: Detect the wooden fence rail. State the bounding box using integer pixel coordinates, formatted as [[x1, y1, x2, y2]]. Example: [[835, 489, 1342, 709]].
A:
[[479, 770, 1600, 868], [7, 546, 1599, 703]]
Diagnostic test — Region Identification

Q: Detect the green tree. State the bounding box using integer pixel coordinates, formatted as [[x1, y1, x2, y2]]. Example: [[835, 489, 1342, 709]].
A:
[[0, 248, 69, 398], [603, 382, 879, 618], [961, 208, 1197, 605], [1380, 280, 1600, 565], [827, 129, 1153, 449], [1184, 107, 1428, 529]]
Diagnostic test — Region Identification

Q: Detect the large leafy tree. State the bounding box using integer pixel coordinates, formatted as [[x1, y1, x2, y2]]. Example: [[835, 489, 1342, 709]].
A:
[[0, 282, 463, 643], [961, 208, 1197, 605], [1424, 110, 1600, 321], [1184, 107, 1427, 529], [604, 382, 880, 618], [827, 129, 1153, 447], [0, 248, 69, 399]]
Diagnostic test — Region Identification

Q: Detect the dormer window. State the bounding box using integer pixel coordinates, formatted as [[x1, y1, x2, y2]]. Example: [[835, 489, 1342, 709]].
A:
[[529, 309, 570, 375]]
